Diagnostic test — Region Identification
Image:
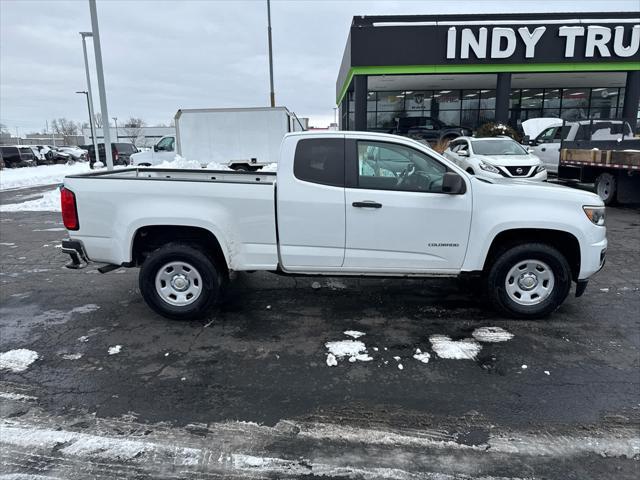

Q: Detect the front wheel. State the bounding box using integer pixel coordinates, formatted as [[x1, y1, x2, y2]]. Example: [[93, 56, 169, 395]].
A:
[[485, 243, 571, 319], [139, 243, 224, 320]]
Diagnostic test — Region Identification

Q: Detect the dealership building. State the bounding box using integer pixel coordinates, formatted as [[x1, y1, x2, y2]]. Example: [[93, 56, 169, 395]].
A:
[[336, 12, 640, 134]]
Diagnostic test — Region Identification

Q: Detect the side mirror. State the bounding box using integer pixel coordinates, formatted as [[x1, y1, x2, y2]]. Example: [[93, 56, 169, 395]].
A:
[[153, 144, 159, 152], [458, 149, 469, 157], [442, 172, 466, 194]]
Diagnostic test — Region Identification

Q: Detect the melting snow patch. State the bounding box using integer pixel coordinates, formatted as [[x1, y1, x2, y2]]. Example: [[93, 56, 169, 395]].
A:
[[326, 353, 337, 366], [0, 349, 39, 372], [429, 335, 481, 360], [311, 281, 321, 289], [472, 326, 514, 343], [0, 189, 61, 213], [413, 349, 431, 364], [325, 340, 373, 365], [521, 364, 528, 369], [343, 330, 365, 339], [71, 304, 100, 314], [0, 391, 37, 401], [544, 370, 550, 375], [60, 353, 83, 360], [0, 242, 15, 246], [326, 279, 347, 290], [108, 345, 122, 355], [398, 364, 404, 370]]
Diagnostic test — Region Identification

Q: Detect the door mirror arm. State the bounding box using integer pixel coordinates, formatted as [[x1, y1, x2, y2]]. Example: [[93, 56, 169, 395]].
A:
[[442, 172, 466, 194]]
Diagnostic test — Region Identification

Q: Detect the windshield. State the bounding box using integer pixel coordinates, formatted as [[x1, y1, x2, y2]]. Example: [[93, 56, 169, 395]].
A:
[[471, 139, 528, 156]]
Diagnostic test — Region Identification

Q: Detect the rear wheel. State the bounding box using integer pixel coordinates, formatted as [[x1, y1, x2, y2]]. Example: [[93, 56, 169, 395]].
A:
[[139, 242, 224, 320], [485, 243, 571, 319], [595, 172, 617, 206]]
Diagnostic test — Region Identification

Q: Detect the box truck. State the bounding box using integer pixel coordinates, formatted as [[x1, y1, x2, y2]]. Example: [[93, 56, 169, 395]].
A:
[[130, 107, 305, 170]]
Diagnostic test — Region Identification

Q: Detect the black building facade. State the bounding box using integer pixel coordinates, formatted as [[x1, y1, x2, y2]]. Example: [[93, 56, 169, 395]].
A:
[[336, 12, 640, 132]]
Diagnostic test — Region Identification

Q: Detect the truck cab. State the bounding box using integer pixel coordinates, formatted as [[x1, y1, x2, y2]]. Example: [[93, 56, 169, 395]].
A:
[[130, 135, 176, 166]]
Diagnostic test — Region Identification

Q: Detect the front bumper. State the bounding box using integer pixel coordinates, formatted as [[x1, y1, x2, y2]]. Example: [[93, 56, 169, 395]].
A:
[[61, 239, 89, 269]]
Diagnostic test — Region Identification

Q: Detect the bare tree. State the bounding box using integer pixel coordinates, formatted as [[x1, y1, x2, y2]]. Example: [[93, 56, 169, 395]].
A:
[[122, 117, 146, 145], [51, 118, 79, 136], [93, 112, 103, 128]]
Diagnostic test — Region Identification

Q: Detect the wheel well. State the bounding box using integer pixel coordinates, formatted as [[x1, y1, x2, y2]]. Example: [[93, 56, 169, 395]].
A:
[[466, 167, 475, 175], [483, 229, 581, 281], [131, 225, 228, 273]]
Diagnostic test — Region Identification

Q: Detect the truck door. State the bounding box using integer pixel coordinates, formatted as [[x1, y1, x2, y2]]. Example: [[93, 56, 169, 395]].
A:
[[343, 139, 472, 273], [154, 136, 176, 164], [532, 127, 562, 173], [276, 136, 346, 269]]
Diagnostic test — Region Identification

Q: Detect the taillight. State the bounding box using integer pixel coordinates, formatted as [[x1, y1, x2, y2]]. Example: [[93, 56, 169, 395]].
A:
[[60, 187, 79, 230]]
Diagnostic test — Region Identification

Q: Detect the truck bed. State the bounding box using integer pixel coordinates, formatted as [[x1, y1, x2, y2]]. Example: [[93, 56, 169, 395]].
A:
[[63, 167, 278, 270]]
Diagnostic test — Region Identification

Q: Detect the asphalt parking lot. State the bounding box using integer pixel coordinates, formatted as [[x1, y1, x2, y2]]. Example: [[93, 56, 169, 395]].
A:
[[0, 185, 639, 479]]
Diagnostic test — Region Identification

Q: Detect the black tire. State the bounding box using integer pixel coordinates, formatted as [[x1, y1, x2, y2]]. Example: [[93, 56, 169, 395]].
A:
[[595, 172, 617, 206], [485, 243, 571, 319], [139, 242, 224, 320]]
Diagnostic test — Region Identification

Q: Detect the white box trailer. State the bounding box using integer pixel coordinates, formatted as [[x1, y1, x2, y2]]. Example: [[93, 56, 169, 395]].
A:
[[175, 107, 304, 170]]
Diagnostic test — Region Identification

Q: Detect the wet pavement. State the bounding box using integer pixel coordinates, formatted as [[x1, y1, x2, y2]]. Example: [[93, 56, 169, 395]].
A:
[[0, 186, 639, 479]]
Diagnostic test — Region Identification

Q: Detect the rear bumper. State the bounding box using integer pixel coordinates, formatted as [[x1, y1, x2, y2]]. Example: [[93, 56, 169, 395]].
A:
[[61, 239, 89, 269]]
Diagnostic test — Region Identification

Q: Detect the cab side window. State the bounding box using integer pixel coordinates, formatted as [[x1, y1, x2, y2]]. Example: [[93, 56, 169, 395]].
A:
[[537, 127, 557, 143], [294, 138, 345, 187], [157, 137, 175, 151], [356, 141, 447, 193]]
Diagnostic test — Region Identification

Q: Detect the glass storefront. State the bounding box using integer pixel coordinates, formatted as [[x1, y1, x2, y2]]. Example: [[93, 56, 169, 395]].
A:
[[347, 86, 627, 131]]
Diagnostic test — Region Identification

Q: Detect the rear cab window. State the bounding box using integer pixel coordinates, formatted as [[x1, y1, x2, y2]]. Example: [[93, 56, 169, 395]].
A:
[[293, 138, 344, 187]]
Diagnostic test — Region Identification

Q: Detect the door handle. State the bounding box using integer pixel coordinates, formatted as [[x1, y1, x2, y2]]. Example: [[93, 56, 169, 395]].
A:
[[352, 201, 382, 209], [541, 147, 546, 151]]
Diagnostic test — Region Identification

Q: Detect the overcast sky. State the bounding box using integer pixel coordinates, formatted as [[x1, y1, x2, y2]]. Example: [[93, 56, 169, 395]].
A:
[[1, 0, 638, 134]]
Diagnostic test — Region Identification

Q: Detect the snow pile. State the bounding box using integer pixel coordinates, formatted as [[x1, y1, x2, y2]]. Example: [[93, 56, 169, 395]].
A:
[[325, 339, 373, 365], [429, 335, 482, 360], [152, 155, 232, 171], [472, 326, 514, 342], [413, 348, 431, 364], [108, 345, 122, 355], [0, 349, 39, 372], [0, 189, 61, 212], [0, 163, 90, 190]]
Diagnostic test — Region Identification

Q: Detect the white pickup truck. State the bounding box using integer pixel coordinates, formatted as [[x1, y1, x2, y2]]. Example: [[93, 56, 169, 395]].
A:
[[60, 131, 607, 320]]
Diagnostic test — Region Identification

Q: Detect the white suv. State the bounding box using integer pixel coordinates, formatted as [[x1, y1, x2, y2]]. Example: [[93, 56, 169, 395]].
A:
[[443, 137, 547, 181]]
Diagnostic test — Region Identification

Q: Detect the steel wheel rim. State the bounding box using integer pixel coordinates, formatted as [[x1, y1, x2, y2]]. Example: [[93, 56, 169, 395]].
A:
[[155, 261, 203, 307], [505, 259, 555, 306], [597, 177, 612, 200]]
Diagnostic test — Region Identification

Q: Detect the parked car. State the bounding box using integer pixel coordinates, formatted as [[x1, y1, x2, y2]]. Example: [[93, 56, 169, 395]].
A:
[[0, 145, 37, 168], [396, 116, 473, 143], [443, 137, 547, 181], [61, 131, 606, 321], [58, 146, 88, 162], [87, 143, 138, 168]]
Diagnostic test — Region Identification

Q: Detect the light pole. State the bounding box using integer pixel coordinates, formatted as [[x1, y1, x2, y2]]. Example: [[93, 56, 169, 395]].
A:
[[88, 0, 114, 170], [79, 31, 99, 160], [112, 117, 118, 141], [76, 91, 96, 149], [266, 0, 275, 107]]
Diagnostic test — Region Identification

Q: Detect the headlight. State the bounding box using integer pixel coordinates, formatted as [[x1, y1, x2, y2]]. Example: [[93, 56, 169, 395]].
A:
[[479, 162, 500, 174], [583, 206, 605, 226], [535, 165, 546, 173]]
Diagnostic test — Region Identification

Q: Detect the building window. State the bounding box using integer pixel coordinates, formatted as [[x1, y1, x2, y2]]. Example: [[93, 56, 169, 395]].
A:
[[345, 85, 627, 132]]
